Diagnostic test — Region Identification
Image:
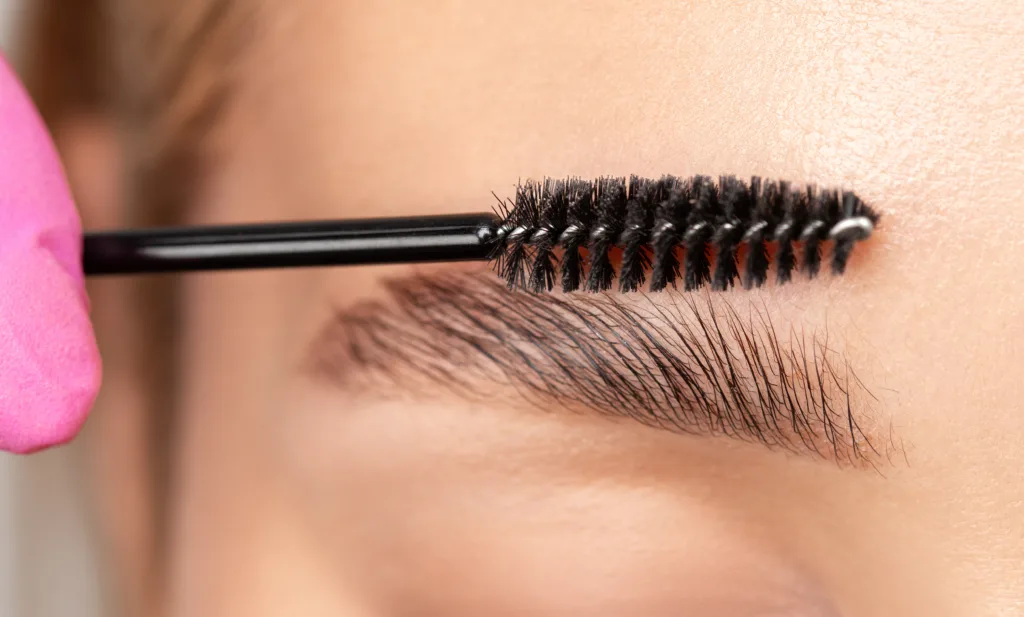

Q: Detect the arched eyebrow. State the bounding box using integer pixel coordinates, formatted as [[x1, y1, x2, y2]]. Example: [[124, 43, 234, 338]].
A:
[[308, 269, 895, 468]]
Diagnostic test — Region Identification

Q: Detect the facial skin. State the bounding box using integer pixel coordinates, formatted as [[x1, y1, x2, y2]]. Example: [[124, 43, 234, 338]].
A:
[[69, 1, 1024, 615]]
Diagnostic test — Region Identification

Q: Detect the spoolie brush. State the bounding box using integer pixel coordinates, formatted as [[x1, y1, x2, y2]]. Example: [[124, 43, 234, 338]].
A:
[[83, 174, 880, 293]]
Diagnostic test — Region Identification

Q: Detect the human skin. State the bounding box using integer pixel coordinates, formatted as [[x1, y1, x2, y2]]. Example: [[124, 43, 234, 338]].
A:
[[77, 1, 1024, 615]]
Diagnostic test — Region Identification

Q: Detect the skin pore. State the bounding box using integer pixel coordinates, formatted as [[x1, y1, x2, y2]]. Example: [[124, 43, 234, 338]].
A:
[[54, 1, 1024, 615]]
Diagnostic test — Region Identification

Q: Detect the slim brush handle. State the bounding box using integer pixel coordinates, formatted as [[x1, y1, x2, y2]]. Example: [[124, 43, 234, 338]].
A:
[[83, 213, 501, 275]]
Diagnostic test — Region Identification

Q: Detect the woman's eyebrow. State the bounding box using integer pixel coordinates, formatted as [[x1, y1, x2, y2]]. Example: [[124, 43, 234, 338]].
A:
[[309, 270, 895, 468]]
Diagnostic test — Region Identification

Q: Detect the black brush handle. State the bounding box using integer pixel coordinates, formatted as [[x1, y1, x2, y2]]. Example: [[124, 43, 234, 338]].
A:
[[83, 213, 501, 275]]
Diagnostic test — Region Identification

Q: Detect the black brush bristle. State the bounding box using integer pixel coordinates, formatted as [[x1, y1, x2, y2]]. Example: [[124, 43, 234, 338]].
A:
[[830, 191, 877, 275], [800, 186, 826, 278], [743, 178, 773, 289], [684, 176, 715, 290], [773, 182, 800, 285], [492, 174, 879, 293], [808, 187, 842, 279], [618, 177, 655, 292], [559, 179, 591, 292], [585, 178, 627, 292], [711, 175, 747, 291], [649, 177, 686, 292], [495, 184, 536, 290], [527, 180, 565, 292]]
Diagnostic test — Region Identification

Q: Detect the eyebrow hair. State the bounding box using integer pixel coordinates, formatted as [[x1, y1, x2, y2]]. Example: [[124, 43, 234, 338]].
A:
[[309, 270, 895, 468]]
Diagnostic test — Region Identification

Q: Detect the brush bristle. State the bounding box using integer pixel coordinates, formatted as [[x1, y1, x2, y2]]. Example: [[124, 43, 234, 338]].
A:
[[711, 175, 746, 291], [493, 184, 532, 290], [584, 179, 626, 292], [618, 176, 654, 292], [648, 177, 686, 292], [773, 182, 800, 285], [526, 180, 563, 292], [743, 179, 775, 290], [684, 176, 714, 291], [491, 174, 879, 293], [558, 179, 591, 293]]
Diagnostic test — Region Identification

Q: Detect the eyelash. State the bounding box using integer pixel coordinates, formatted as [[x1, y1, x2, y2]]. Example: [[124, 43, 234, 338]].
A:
[[316, 272, 886, 466]]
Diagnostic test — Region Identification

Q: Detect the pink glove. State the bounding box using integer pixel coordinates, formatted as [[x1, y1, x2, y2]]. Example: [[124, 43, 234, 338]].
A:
[[0, 54, 101, 453]]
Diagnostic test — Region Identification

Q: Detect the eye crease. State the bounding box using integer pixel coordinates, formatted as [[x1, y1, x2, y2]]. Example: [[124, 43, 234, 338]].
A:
[[309, 270, 896, 468]]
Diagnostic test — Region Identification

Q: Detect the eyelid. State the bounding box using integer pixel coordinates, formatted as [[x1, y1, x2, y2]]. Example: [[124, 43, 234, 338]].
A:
[[309, 269, 890, 468]]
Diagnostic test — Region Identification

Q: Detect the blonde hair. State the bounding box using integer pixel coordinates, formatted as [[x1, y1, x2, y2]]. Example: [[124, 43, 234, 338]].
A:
[[21, 3, 250, 614]]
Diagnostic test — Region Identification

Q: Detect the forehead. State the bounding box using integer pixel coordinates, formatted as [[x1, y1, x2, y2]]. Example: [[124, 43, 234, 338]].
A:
[[227, 1, 1024, 221]]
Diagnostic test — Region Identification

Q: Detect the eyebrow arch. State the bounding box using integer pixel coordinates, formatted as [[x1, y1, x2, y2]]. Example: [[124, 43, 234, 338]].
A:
[[308, 269, 894, 468]]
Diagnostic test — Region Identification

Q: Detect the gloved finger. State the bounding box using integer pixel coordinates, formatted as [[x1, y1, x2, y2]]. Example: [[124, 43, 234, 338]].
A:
[[0, 53, 101, 453]]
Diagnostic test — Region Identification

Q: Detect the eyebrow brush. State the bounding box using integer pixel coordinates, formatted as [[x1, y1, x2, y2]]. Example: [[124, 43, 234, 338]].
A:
[[83, 174, 879, 292]]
